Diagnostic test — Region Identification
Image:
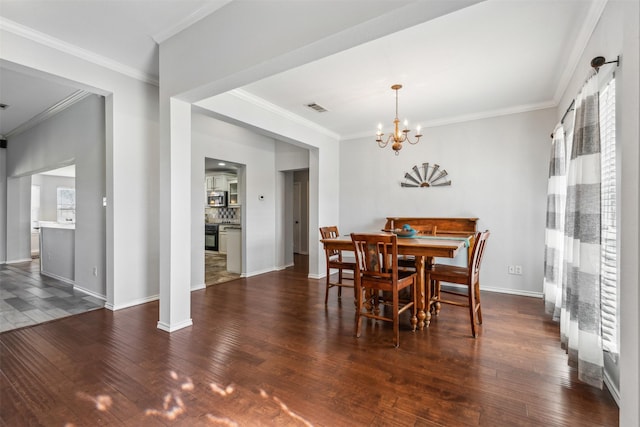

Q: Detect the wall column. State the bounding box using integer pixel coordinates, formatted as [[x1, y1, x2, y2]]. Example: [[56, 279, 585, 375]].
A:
[[5, 175, 32, 263], [158, 97, 192, 332]]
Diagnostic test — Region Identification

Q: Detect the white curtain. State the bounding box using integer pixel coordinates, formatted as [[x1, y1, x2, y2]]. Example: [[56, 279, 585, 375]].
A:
[[543, 124, 566, 320], [560, 74, 603, 389]]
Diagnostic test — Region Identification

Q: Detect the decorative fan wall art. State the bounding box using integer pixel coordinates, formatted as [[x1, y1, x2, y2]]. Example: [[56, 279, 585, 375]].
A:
[[401, 163, 451, 187]]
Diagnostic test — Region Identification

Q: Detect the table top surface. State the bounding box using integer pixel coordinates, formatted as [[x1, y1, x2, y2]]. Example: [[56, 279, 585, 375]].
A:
[[321, 232, 472, 258]]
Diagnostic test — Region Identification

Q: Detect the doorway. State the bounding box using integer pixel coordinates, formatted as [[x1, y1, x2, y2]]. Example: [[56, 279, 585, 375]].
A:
[[290, 169, 309, 273], [204, 157, 243, 285]]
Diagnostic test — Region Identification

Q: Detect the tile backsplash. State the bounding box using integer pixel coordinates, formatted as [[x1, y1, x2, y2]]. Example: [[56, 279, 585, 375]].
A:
[[206, 207, 241, 223]]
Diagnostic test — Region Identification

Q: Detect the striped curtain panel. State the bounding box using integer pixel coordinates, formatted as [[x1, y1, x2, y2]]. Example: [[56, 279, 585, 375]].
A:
[[543, 124, 566, 321], [560, 74, 603, 389]]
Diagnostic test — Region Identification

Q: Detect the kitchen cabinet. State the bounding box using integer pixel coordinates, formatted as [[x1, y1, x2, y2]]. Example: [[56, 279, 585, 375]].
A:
[[205, 176, 215, 192], [213, 175, 226, 191], [39, 222, 75, 285], [228, 180, 239, 206], [213, 174, 236, 191], [218, 229, 227, 254], [226, 228, 242, 273]]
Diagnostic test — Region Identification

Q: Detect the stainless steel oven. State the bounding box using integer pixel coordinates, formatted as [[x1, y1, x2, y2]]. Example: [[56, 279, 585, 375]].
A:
[[205, 224, 218, 251]]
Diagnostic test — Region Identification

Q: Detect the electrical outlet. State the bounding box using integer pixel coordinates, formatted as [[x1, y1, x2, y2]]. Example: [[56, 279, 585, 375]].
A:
[[508, 265, 515, 274], [515, 265, 523, 275]]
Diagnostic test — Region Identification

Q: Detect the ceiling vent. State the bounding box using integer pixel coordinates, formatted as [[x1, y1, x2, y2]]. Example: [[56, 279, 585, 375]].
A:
[[0, 103, 9, 110], [306, 102, 328, 113]]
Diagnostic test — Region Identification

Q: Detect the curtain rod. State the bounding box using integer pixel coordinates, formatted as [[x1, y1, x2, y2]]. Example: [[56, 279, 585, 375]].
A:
[[550, 55, 620, 139], [550, 99, 575, 139]]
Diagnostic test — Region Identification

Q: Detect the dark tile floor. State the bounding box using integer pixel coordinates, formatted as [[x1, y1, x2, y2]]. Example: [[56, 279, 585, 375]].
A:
[[0, 259, 104, 333]]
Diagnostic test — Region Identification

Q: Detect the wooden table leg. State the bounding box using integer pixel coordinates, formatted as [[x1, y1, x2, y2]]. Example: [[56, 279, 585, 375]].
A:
[[415, 256, 426, 330], [424, 256, 434, 327]]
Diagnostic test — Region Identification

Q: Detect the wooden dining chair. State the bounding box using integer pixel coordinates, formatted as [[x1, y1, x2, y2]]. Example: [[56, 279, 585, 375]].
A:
[[319, 226, 355, 304], [350, 233, 417, 347], [428, 230, 490, 338]]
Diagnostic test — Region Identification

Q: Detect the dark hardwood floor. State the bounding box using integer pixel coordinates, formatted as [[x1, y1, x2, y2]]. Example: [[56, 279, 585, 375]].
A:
[[1, 257, 618, 426]]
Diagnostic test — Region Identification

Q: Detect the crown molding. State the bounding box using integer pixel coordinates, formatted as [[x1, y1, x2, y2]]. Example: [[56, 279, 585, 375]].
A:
[[225, 88, 556, 142], [152, 1, 233, 44], [5, 90, 92, 139], [341, 99, 558, 141], [0, 17, 158, 86], [552, 0, 608, 104], [227, 89, 341, 140]]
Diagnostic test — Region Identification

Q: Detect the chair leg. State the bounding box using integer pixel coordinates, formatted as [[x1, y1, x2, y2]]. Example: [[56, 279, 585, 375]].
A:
[[355, 287, 363, 338], [393, 292, 399, 348], [324, 268, 331, 305], [468, 283, 477, 338], [475, 281, 483, 324]]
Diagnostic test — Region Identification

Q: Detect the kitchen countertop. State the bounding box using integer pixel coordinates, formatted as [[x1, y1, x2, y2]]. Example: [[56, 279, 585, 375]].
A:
[[39, 221, 75, 230]]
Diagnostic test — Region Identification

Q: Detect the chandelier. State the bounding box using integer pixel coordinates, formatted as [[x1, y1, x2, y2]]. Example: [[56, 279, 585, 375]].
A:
[[375, 84, 422, 155]]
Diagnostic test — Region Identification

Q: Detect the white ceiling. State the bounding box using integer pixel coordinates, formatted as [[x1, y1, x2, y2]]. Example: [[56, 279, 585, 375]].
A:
[[39, 164, 75, 178], [0, 0, 600, 140]]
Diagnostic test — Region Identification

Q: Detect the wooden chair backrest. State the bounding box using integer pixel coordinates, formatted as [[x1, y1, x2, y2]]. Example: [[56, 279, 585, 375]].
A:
[[350, 233, 398, 284], [319, 226, 341, 258], [469, 230, 490, 284]]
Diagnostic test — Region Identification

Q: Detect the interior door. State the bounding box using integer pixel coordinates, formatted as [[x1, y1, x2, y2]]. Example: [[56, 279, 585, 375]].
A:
[[293, 182, 301, 253]]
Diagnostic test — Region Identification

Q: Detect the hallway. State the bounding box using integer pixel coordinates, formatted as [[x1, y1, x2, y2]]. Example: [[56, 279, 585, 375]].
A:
[[0, 259, 104, 332]]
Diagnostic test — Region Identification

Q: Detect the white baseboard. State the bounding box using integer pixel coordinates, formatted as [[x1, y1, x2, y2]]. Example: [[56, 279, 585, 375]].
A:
[[6, 258, 35, 264], [308, 273, 323, 280], [73, 285, 106, 301], [481, 286, 543, 299], [40, 271, 75, 286], [429, 283, 543, 299], [106, 294, 159, 311], [157, 318, 193, 333], [245, 267, 278, 277], [275, 262, 294, 271], [191, 283, 206, 291], [604, 367, 621, 407]]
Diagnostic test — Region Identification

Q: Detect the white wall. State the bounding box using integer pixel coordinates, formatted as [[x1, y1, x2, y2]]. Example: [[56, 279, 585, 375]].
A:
[[340, 108, 554, 296], [1, 28, 160, 310], [195, 93, 341, 279], [191, 113, 279, 288], [5, 175, 31, 262], [6, 95, 106, 296]]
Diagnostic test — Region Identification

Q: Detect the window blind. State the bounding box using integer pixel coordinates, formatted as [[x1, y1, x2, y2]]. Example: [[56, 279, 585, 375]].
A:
[[599, 77, 618, 355]]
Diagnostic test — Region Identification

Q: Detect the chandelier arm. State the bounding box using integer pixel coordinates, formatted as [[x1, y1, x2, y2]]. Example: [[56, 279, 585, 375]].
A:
[[407, 135, 421, 145], [377, 134, 394, 148]]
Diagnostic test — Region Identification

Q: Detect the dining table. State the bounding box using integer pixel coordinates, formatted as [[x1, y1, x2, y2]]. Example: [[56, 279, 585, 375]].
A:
[[320, 231, 473, 330]]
